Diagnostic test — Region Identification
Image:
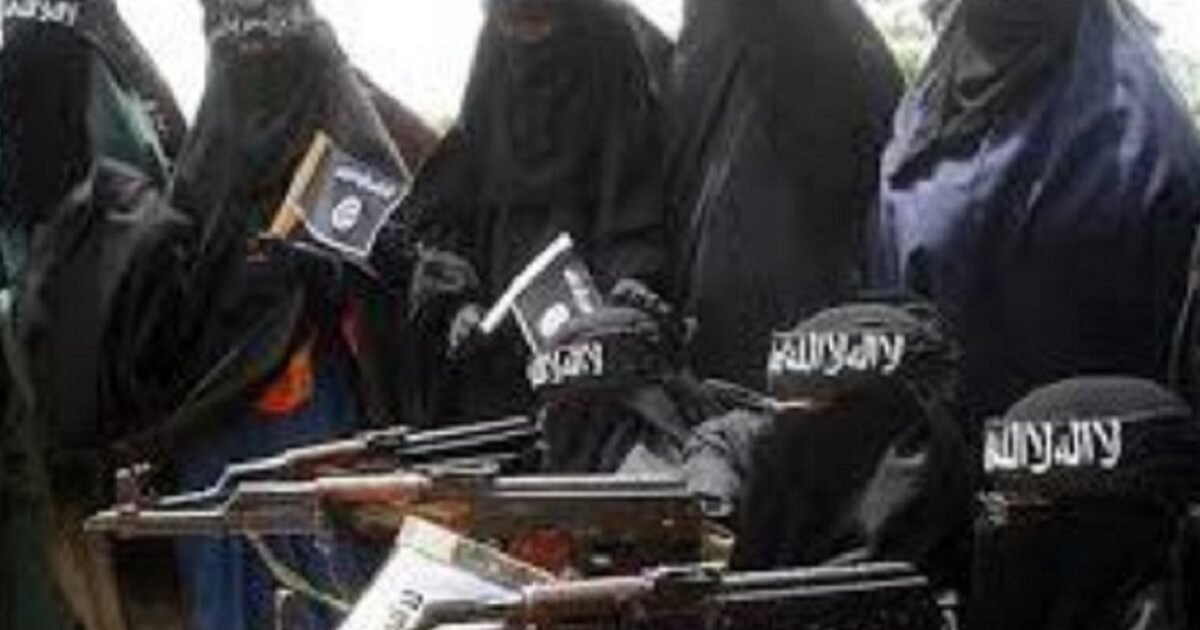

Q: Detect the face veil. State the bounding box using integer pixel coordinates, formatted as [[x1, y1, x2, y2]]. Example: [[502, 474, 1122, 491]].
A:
[[971, 377, 1200, 630]]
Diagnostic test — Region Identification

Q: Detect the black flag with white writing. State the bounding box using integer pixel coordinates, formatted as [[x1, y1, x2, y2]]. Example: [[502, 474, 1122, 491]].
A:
[[276, 131, 406, 264]]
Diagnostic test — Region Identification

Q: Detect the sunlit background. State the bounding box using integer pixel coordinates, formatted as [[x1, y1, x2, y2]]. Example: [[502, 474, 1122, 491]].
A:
[[116, 0, 1198, 126], [116, 0, 683, 125]]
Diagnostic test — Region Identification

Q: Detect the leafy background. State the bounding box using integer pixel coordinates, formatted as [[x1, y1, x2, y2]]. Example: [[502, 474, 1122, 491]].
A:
[[860, 0, 1200, 122]]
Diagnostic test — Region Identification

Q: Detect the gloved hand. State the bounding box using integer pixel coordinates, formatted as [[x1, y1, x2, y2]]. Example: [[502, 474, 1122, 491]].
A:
[[608, 278, 688, 361], [409, 244, 479, 320], [447, 301, 485, 360]]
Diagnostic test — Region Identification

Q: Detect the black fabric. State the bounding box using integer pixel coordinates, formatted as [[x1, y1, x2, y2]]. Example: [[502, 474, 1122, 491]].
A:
[[766, 301, 959, 406], [0, 5, 191, 491], [401, 0, 671, 423], [0, 12, 193, 629], [1169, 226, 1200, 408], [3, 0, 187, 174], [984, 377, 1200, 502], [971, 497, 1186, 630], [971, 376, 1200, 630], [532, 302, 714, 473], [870, 0, 1200, 426], [166, 0, 412, 438], [683, 408, 772, 524], [537, 373, 718, 475], [86, 0, 188, 163], [666, 0, 904, 391], [731, 302, 970, 590]]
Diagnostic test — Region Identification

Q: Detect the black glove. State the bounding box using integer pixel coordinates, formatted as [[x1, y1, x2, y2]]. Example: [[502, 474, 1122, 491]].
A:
[[408, 244, 480, 320], [608, 278, 688, 361], [447, 302, 485, 360]]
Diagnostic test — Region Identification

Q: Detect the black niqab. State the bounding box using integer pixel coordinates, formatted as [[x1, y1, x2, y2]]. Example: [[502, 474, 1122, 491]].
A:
[[168, 0, 409, 426], [411, 0, 669, 298], [405, 0, 670, 424], [731, 303, 970, 590], [667, 0, 904, 390], [971, 377, 1200, 630]]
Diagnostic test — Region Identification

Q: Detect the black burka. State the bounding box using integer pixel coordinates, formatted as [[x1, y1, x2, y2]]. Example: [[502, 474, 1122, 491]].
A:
[[165, 1, 411, 627], [869, 0, 1200, 426], [1, 6, 191, 629], [406, 0, 670, 424], [167, 0, 411, 435], [666, 0, 903, 391], [731, 384, 970, 590]]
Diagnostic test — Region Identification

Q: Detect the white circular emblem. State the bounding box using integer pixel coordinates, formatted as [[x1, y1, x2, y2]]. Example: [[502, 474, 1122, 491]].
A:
[[538, 303, 571, 340], [331, 196, 363, 233]]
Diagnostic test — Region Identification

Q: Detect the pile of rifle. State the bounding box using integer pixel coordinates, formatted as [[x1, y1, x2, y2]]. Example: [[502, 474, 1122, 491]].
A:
[[86, 418, 945, 629]]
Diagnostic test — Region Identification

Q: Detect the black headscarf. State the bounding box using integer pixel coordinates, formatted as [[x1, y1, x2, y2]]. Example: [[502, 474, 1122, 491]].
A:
[[972, 377, 1200, 630], [667, 0, 904, 391], [410, 0, 669, 298], [896, 0, 1086, 182], [732, 302, 971, 591], [528, 287, 713, 473], [401, 0, 671, 424]]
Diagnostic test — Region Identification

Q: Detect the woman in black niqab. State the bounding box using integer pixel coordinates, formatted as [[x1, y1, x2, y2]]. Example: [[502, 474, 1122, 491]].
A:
[[666, 0, 905, 392], [407, 0, 670, 423], [166, 1, 413, 627]]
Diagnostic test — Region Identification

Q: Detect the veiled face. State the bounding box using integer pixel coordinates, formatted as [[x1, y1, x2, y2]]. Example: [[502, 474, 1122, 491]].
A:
[[494, 0, 557, 43]]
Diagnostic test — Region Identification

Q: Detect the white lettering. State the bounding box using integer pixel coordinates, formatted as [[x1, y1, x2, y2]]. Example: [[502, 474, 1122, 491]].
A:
[[4, 0, 79, 27], [527, 341, 606, 388], [207, 3, 310, 42], [984, 418, 1124, 475], [768, 331, 909, 379], [334, 165, 399, 200]]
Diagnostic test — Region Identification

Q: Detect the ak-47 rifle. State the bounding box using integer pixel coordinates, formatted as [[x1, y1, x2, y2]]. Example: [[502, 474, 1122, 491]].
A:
[[87, 471, 703, 575], [124, 416, 542, 510], [352, 552, 943, 630]]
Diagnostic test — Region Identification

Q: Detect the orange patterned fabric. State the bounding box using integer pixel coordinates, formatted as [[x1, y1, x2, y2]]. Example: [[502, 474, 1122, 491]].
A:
[[255, 336, 316, 417]]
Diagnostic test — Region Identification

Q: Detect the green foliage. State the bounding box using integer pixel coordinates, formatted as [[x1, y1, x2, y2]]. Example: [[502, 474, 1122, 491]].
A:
[[859, 0, 1200, 123]]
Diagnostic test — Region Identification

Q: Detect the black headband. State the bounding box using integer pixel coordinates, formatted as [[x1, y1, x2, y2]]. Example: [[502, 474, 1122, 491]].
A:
[[202, 0, 317, 44]]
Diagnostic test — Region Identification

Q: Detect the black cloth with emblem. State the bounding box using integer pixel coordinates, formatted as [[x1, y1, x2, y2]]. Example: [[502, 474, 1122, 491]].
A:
[[398, 0, 671, 424], [971, 376, 1200, 630], [528, 290, 717, 474], [666, 0, 904, 392], [731, 302, 971, 592]]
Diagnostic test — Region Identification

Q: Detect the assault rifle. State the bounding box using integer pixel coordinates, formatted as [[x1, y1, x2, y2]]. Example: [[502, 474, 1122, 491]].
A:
[[126, 416, 542, 510], [351, 557, 943, 630], [86, 472, 703, 575]]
